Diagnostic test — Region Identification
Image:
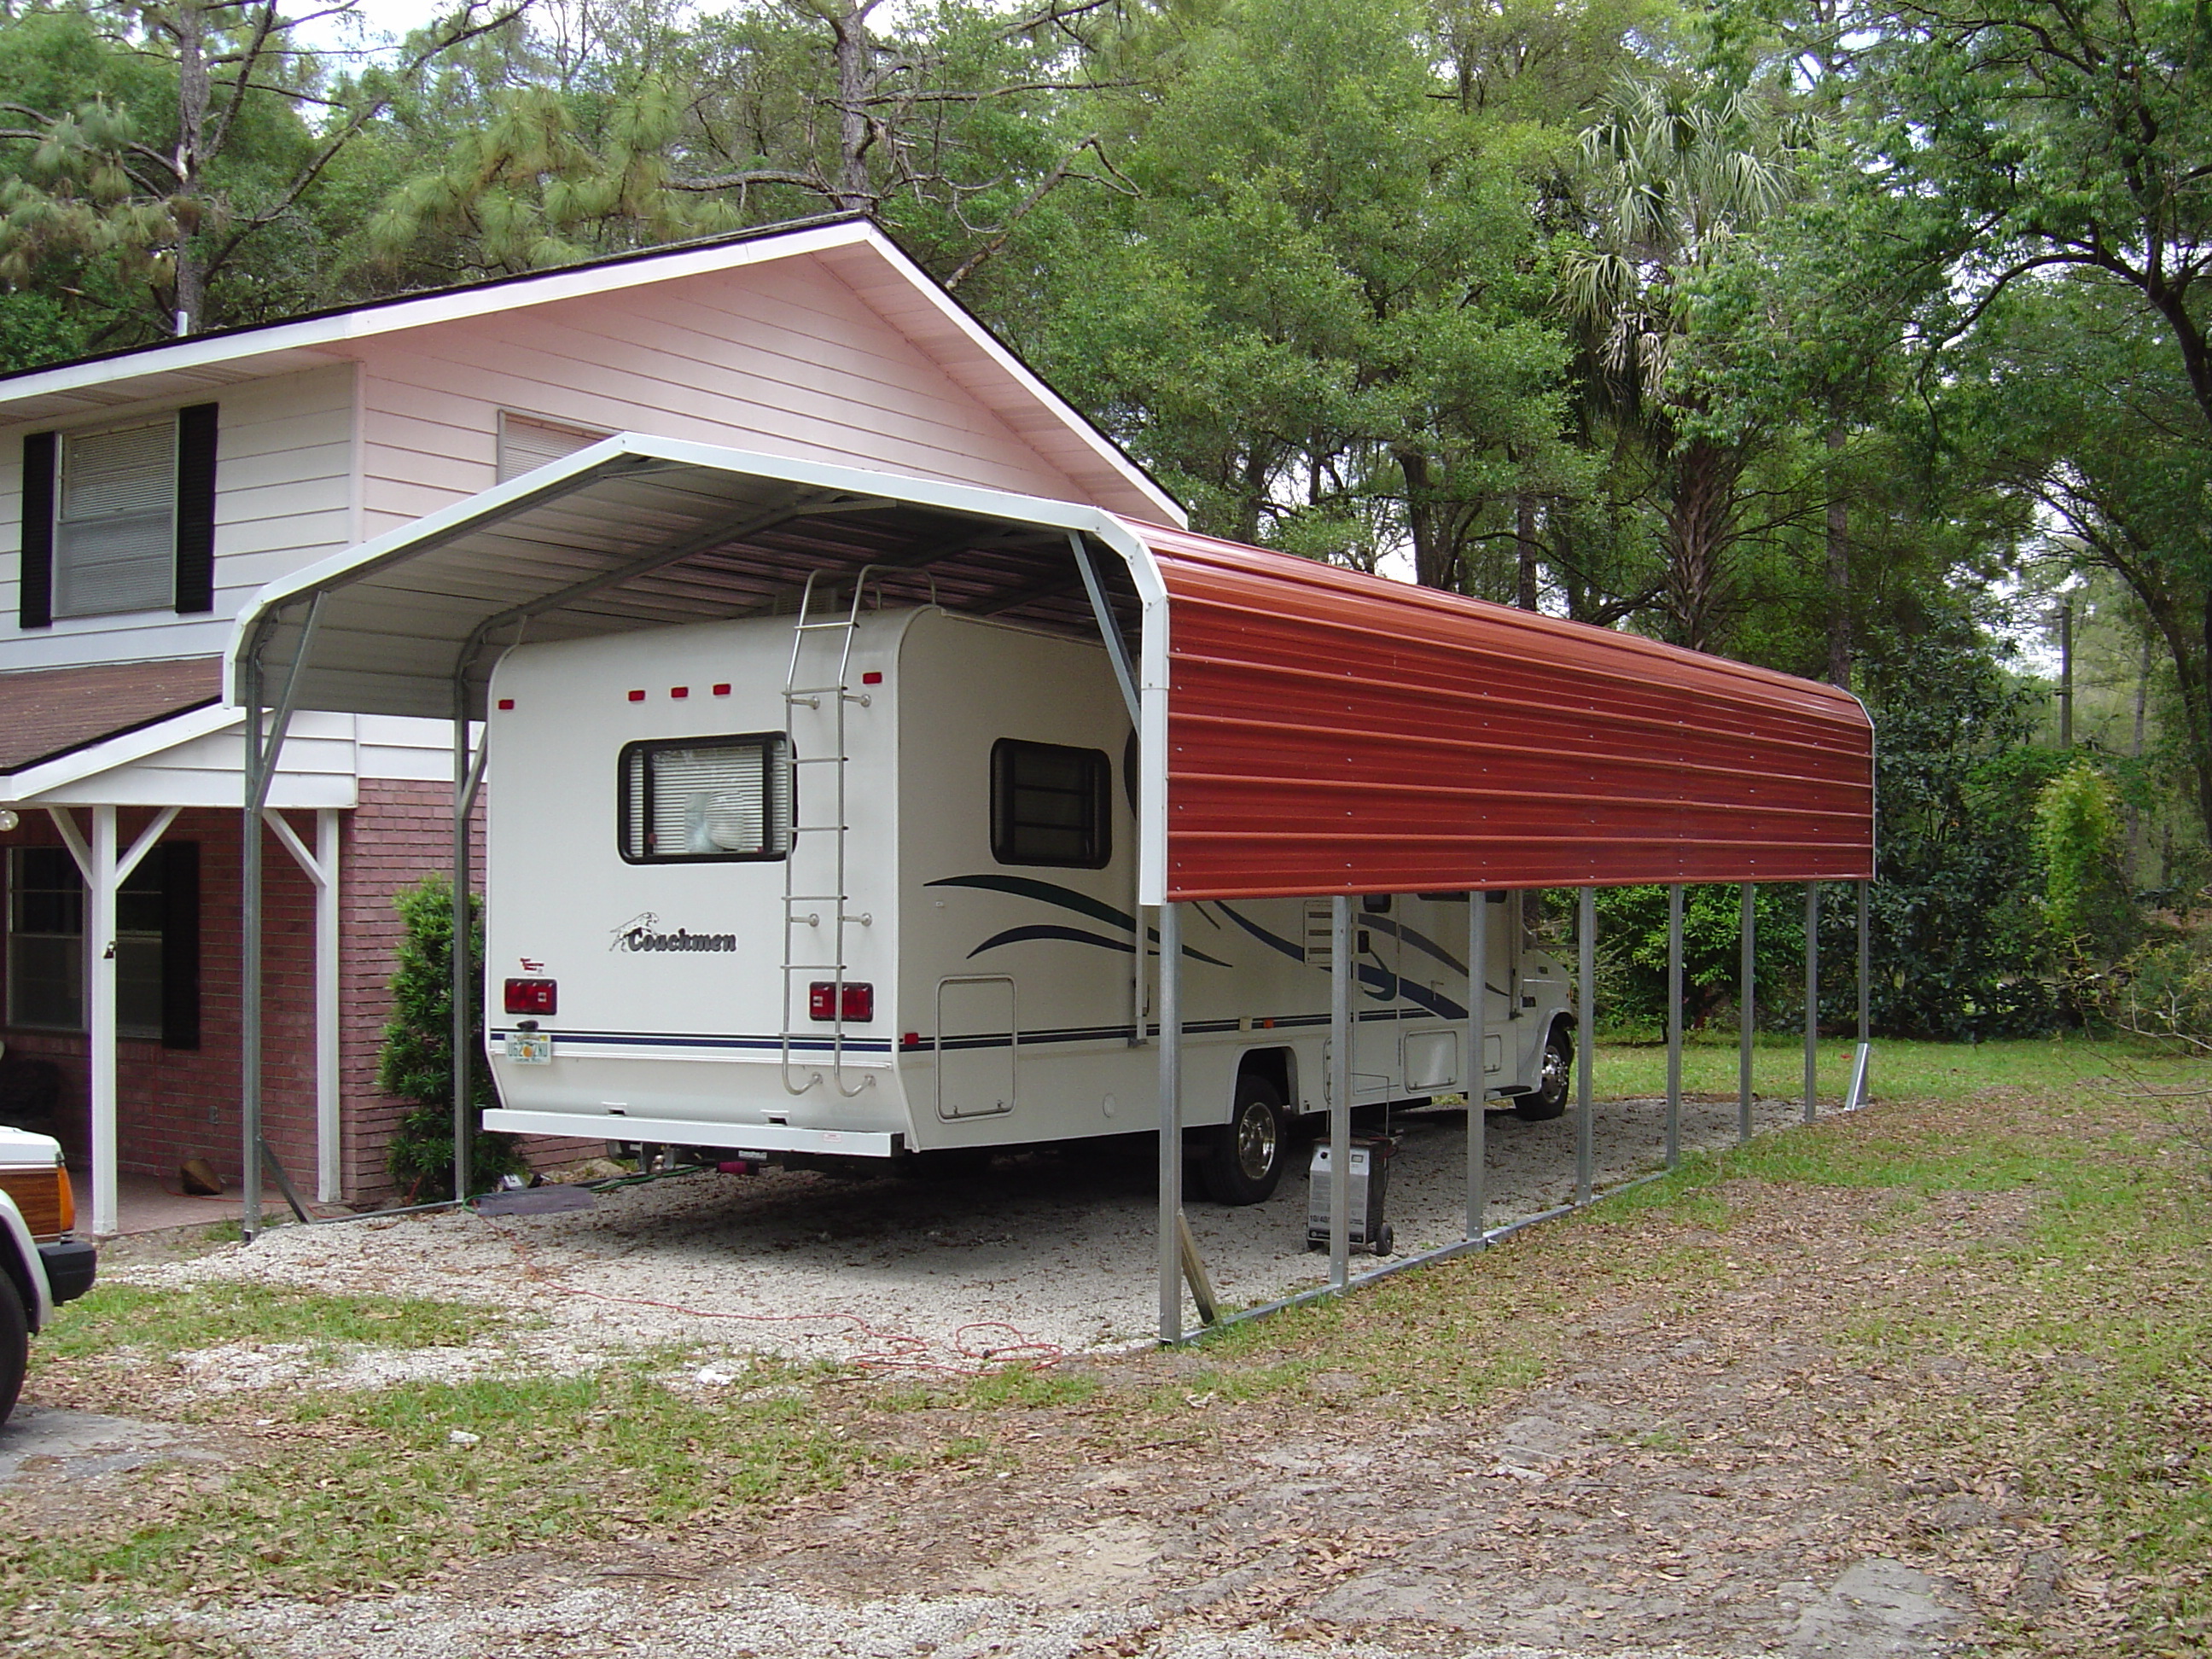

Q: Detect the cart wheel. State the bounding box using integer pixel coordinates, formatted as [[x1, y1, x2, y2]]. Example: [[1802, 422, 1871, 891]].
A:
[[1515, 1026, 1573, 1121], [1373, 1225, 1394, 1257]]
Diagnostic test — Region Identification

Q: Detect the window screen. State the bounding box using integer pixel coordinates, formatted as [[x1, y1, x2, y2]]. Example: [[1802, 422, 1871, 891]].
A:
[[619, 734, 789, 863], [991, 740, 1111, 869], [498, 414, 608, 483], [55, 420, 177, 618]]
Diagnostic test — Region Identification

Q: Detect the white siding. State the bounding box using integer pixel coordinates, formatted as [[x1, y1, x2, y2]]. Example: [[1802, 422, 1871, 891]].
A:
[[353, 262, 1088, 537], [0, 361, 356, 672]]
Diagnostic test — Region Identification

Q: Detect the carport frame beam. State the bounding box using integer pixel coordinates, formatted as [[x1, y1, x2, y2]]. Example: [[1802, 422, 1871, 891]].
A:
[[1157, 899, 1185, 1342]]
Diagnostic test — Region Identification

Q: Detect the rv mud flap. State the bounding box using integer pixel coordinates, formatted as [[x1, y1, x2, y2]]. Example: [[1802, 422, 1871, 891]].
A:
[[482, 1110, 900, 1159]]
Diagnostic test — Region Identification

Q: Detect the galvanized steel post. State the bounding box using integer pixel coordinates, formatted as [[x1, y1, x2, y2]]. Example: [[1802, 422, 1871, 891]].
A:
[[1738, 884, 1755, 1144], [451, 690, 473, 1206], [1158, 899, 1184, 1342], [1858, 878, 1871, 1101], [1666, 883, 1683, 1168], [1330, 894, 1352, 1287], [1467, 889, 1487, 1240], [1575, 887, 1595, 1206], [240, 661, 265, 1243], [1804, 882, 1819, 1122]]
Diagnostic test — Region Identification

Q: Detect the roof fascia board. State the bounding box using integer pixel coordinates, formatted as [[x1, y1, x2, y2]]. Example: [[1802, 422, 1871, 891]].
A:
[[0, 704, 242, 800], [0, 221, 881, 415], [842, 231, 1187, 527]]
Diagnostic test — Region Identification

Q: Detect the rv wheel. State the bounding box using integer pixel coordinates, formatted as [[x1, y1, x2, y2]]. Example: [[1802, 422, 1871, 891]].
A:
[[1514, 1026, 1573, 1121], [1200, 1074, 1286, 1206]]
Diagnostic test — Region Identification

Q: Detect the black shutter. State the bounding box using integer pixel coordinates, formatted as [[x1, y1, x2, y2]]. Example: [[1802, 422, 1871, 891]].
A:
[[173, 403, 218, 614], [19, 430, 55, 630], [161, 842, 201, 1051]]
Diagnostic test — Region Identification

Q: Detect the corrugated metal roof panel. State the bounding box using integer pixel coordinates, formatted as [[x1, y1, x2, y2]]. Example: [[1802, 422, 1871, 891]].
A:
[[1144, 525, 1874, 899]]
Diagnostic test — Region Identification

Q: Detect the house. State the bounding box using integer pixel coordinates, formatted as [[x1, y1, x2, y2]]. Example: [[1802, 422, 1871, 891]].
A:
[[0, 215, 1182, 1233]]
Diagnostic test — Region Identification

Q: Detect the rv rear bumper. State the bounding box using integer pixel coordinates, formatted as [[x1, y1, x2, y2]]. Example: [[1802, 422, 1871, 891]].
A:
[[483, 1109, 902, 1159]]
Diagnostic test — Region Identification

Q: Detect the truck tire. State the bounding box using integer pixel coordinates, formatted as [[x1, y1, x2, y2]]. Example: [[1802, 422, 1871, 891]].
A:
[[1200, 1074, 1287, 1206], [0, 1268, 26, 1426], [1514, 1026, 1573, 1122]]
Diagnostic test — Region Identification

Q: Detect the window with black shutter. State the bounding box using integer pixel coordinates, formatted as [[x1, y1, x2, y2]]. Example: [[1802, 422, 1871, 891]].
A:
[[16, 404, 218, 626]]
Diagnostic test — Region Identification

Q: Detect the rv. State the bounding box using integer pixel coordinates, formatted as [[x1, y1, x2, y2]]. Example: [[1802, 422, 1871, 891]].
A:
[[480, 597, 1578, 1202]]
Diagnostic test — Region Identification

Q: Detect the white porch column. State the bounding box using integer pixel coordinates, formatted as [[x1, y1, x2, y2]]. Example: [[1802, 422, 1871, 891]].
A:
[[86, 808, 117, 1240], [49, 804, 176, 1237]]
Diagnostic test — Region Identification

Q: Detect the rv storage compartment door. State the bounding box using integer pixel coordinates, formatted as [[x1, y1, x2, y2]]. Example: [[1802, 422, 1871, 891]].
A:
[[936, 976, 1016, 1119]]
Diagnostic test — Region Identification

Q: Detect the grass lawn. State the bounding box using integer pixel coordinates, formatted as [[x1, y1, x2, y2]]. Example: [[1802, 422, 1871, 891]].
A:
[[6, 1033, 2209, 1656]]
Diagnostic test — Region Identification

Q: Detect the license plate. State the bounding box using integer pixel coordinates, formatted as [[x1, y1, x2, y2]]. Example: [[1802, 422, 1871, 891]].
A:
[[504, 1033, 553, 1065]]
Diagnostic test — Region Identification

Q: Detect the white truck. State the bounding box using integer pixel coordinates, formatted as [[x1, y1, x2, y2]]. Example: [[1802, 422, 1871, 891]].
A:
[[0, 1123, 96, 1423], [480, 601, 1577, 1202]]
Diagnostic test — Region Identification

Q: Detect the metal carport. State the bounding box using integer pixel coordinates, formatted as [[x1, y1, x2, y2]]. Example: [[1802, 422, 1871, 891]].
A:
[[226, 434, 1875, 1341]]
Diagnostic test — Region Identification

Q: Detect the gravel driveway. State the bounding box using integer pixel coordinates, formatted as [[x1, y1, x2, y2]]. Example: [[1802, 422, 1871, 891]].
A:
[[125, 1091, 1809, 1375]]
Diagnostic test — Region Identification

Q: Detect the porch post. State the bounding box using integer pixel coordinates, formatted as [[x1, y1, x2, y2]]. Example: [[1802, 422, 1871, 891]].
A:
[[1575, 887, 1595, 1205], [1466, 889, 1487, 1241], [1156, 899, 1183, 1342], [1329, 894, 1352, 1287], [1666, 882, 1684, 1169], [316, 809, 341, 1202], [86, 807, 117, 1238], [1738, 884, 1756, 1144], [241, 665, 265, 1241]]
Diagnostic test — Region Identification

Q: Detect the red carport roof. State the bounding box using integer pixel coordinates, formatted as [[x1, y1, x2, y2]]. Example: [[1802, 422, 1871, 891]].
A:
[[1144, 524, 1873, 900]]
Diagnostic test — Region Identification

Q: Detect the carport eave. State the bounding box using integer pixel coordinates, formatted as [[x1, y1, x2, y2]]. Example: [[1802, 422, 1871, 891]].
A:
[[224, 434, 1161, 721]]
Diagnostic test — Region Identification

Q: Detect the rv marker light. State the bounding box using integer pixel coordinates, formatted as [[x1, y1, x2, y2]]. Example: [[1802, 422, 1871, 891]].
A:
[[862, 671, 883, 684], [497, 698, 514, 710], [809, 981, 874, 1021], [504, 978, 557, 1016], [712, 684, 731, 696], [672, 686, 689, 698], [626, 689, 645, 702]]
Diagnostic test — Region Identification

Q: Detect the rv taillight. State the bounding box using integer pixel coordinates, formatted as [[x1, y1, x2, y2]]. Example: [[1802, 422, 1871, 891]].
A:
[[504, 978, 557, 1016], [808, 981, 874, 1022]]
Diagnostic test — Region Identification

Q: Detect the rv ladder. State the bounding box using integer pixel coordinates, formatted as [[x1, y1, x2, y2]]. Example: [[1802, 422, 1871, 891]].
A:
[[777, 569, 883, 1099]]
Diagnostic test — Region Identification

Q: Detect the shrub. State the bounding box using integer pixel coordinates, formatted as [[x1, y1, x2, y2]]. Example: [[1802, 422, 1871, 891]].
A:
[[377, 875, 521, 1200]]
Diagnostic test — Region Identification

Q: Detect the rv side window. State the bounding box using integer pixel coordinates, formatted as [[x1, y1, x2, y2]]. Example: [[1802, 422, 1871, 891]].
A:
[[618, 734, 789, 863], [991, 739, 1111, 869]]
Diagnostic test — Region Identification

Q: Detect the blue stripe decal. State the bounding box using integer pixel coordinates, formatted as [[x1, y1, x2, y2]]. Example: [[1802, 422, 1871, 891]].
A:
[[1214, 901, 1309, 965], [931, 874, 1232, 967]]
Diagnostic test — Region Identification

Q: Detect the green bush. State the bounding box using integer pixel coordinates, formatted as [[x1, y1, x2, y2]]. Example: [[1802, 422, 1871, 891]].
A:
[[2034, 757, 2133, 963], [377, 875, 521, 1200]]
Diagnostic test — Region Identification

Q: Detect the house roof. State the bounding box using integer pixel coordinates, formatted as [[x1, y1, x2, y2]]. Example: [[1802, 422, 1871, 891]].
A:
[[0, 657, 224, 775], [0, 216, 1185, 527]]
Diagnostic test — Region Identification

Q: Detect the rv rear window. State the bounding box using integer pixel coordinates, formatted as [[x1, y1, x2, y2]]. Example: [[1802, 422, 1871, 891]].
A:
[[618, 734, 789, 863], [992, 739, 1111, 869]]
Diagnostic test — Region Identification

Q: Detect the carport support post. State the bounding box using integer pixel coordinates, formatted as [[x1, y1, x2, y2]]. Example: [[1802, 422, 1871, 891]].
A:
[[1575, 888, 1594, 1206], [1330, 894, 1352, 1287], [1156, 899, 1184, 1342], [1857, 879, 1871, 1103], [1804, 883, 1820, 1122], [451, 692, 486, 1207], [1738, 885, 1755, 1144], [1466, 889, 1487, 1241], [1666, 883, 1683, 1169]]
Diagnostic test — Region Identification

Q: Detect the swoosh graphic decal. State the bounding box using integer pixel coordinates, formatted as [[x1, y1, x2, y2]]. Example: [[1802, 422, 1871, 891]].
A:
[[927, 874, 1133, 932], [969, 923, 1132, 958], [1359, 913, 1469, 976], [1214, 901, 1309, 964]]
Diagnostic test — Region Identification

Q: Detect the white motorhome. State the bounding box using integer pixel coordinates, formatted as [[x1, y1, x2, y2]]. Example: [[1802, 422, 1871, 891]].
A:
[[480, 597, 1577, 1202]]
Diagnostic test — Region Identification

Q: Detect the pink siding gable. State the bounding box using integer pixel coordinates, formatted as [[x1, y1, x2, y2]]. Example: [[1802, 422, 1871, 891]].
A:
[[349, 253, 1115, 538]]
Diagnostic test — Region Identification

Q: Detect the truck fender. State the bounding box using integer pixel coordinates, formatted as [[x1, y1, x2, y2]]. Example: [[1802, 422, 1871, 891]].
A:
[[0, 1194, 50, 1334]]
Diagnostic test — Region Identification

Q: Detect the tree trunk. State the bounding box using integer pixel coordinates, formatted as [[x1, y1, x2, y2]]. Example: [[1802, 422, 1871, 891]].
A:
[[1516, 492, 1540, 611], [1825, 423, 1849, 686], [1661, 438, 1740, 653], [171, 1, 212, 333], [829, 0, 879, 211], [1400, 447, 1452, 590]]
